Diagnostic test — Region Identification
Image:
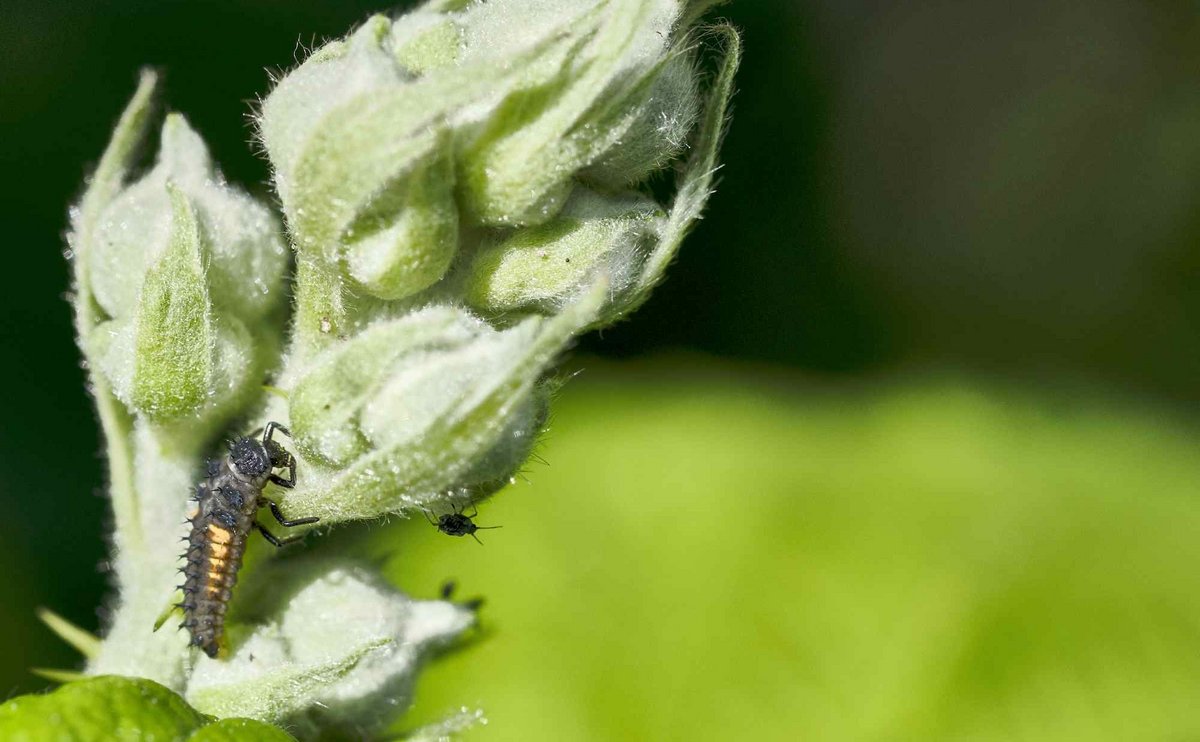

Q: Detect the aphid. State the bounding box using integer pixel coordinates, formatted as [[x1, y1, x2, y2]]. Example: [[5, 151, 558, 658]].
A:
[[177, 422, 318, 658], [440, 579, 486, 612], [423, 504, 500, 545]]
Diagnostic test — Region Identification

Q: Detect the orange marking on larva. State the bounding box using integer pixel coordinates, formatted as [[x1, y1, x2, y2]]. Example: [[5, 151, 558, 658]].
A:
[[208, 556, 227, 572], [207, 523, 232, 544], [208, 542, 229, 559]]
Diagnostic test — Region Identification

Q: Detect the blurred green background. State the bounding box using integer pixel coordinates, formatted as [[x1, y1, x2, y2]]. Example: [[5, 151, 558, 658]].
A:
[[2, 0, 1200, 738]]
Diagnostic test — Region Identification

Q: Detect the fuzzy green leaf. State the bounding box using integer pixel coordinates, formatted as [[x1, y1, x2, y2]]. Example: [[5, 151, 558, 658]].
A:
[[466, 187, 664, 319], [342, 131, 459, 300], [290, 307, 486, 466], [186, 566, 473, 731], [72, 69, 158, 312], [579, 46, 701, 188], [130, 184, 213, 420], [258, 16, 405, 211], [186, 719, 296, 742], [625, 23, 741, 313], [0, 676, 293, 741], [37, 607, 101, 659], [84, 113, 286, 430], [456, 0, 682, 226], [392, 15, 461, 74], [0, 676, 203, 741], [90, 115, 286, 325], [281, 284, 604, 523]]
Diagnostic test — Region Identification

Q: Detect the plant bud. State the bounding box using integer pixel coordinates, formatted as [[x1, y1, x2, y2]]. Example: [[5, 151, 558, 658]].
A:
[[455, 0, 694, 226], [342, 137, 459, 300], [186, 565, 473, 730], [579, 47, 701, 189], [390, 7, 461, 75], [89, 114, 286, 324], [282, 285, 604, 523], [259, 17, 459, 302], [289, 307, 487, 467], [127, 185, 212, 419], [85, 115, 284, 426], [465, 188, 664, 320]]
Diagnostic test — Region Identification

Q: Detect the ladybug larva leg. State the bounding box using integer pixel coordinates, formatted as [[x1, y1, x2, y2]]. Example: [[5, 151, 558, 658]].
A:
[[268, 453, 296, 489], [262, 421, 291, 444], [255, 522, 304, 548], [265, 499, 318, 528]]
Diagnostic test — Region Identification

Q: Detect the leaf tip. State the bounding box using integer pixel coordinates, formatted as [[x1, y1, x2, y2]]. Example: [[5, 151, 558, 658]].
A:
[[36, 607, 101, 659]]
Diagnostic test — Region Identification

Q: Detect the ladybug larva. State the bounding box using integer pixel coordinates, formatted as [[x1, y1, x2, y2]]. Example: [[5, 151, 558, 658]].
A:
[[177, 422, 318, 658]]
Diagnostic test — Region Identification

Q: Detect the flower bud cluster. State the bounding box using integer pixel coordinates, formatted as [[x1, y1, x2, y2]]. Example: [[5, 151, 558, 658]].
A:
[[257, 0, 741, 525]]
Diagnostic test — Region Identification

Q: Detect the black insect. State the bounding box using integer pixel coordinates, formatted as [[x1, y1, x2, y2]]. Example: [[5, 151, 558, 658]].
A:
[[424, 504, 500, 545], [440, 579, 486, 611], [177, 422, 318, 658]]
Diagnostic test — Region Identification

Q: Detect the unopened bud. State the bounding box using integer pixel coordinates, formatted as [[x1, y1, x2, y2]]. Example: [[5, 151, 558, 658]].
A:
[[466, 188, 664, 320], [283, 285, 605, 523], [260, 17, 459, 302], [85, 115, 284, 427]]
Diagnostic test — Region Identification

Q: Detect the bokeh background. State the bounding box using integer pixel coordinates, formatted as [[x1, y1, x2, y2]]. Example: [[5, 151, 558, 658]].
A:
[[3, 0, 1200, 738]]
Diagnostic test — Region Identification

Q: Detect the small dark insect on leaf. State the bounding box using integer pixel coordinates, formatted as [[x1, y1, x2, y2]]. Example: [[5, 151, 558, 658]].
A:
[[423, 504, 501, 545], [439, 579, 485, 612]]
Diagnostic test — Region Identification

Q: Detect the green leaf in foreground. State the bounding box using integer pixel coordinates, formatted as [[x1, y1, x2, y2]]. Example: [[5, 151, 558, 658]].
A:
[[0, 676, 293, 741], [187, 719, 296, 742]]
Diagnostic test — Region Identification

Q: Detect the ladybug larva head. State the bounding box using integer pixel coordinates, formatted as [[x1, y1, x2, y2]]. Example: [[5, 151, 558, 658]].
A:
[[229, 437, 271, 478]]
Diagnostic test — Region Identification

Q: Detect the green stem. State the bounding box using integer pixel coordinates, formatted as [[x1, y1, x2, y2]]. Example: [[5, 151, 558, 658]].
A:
[[71, 69, 159, 555], [95, 383, 140, 551], [69, 70, 195, 687]]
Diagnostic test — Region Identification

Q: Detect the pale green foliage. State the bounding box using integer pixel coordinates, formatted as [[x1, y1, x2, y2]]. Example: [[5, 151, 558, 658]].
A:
[[90, 114, 285, 324], [579, 49, 701, 189], [454, 0, 685, 225], [36, 609, 101, 659], [186, 565, 473, 731], [289, 307, 491, 468], [62, 0, 738, 738], [85, 113, 285, 437], [466, 188, 664, 320], [282, 288, 598, 523], [342, 135, 459, 300], [0, 676, 292, 741], [129, 186, 213, 420], [630, 22, 740, 314]]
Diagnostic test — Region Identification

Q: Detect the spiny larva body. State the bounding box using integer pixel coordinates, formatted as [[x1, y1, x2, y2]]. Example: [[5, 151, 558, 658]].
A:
[[178, 423, 317, 657]]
